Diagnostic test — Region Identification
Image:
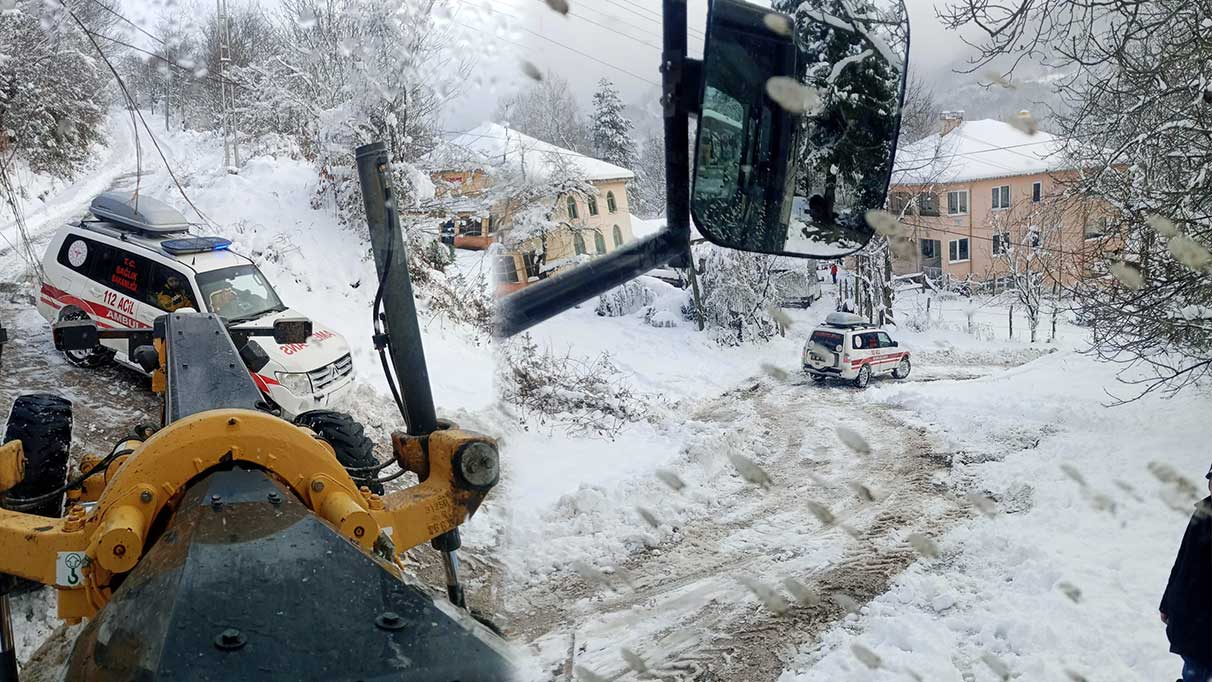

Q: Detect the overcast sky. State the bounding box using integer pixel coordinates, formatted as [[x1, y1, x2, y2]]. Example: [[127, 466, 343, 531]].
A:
[[441, 0, 972, 131], [120, 0, 975, 138]]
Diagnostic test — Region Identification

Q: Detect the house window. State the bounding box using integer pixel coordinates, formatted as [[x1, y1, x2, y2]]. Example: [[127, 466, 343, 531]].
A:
[[612, 224, 623, 247], [921, 239, 937, 259], [567, 196, 579, 220], [574, 232, 587, 255], [889, 192, 913, 215], [992, 185, 1011, 210], [606, 191, 617, 213], [1032, 181, 1042, 203], [947, 190, 968, 215], [992, 232, 1010, 256], [593, 230, 607, 254], [948, 238, 970, 262], [587, 195, 599, 216], [918, 192, 939, 216]]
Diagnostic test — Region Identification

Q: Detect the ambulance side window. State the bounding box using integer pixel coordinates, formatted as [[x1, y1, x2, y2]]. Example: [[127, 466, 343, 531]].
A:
[[146, 263, 198, 312], [853, 332, 880, 349], [876, 332, 893, 348], [56, 235, 106, 279], [101, 247, 152, 300]]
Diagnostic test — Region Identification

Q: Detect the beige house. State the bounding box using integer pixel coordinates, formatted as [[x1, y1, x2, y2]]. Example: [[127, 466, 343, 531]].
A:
[[422, 123, 636, 296], [890, 113, 1109, 286]]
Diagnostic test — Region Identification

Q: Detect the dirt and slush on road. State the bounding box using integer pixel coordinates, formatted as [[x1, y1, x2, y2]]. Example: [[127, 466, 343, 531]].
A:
[[0, 275, 1051, 680]]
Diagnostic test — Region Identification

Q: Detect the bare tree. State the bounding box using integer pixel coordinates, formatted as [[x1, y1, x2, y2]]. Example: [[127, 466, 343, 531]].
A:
[[494, 71, 591, 154], [942, 0, 1212, 398]]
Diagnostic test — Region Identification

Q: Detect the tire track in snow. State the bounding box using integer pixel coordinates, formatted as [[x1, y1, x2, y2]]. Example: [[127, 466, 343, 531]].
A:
[[506, 375, 966, 681]]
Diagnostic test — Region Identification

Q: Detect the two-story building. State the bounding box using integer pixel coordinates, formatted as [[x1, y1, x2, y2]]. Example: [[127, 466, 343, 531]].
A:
[[422, 123, 636, 296], [890, 113, 1107, 286]]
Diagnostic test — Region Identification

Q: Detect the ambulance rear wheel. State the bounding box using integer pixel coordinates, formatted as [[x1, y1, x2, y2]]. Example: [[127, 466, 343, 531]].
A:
[[853, 365, 871, 389], [59, 308, 114, 368], [893, 358, 911, 380]]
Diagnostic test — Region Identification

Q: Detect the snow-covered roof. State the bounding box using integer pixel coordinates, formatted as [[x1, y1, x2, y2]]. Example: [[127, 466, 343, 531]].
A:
[[424, 122, 635, 183], [892, 119, 1072, 185]]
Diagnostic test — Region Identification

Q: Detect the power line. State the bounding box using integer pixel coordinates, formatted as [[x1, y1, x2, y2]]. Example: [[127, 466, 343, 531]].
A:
[[895, 138, 1061, 169], [900, 220, 1106, 260], [86, 30, 249, 91], [466, 0, 663, 52], [452, 19, 660, 86], [86, 0, 165, 45], [588, 0, 705, 39], [61, 2, 215, 227]]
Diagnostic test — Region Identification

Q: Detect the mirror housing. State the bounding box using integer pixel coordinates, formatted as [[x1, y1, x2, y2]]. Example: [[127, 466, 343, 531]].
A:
[[891, 341, 899, 347], [272, 318, 313, 345], [52, 319, 99, 352], [692, 0, 908, 258]]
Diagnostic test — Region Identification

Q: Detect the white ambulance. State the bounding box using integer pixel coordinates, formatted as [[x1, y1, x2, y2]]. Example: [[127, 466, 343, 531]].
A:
[[35, 192, 356, 419], [802, 312, 911, 388]]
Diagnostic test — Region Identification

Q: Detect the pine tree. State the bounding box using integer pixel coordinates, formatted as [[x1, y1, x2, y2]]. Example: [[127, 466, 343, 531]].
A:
[[590, 78, 637, 171]]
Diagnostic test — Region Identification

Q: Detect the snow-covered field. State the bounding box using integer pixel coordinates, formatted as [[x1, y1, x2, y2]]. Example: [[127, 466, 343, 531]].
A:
[[4, 113, 1210, 681], [497, 278, 1210, 681]]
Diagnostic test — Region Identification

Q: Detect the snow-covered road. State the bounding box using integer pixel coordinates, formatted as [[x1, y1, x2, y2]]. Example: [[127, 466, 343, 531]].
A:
[[506, 369, 967, 680]]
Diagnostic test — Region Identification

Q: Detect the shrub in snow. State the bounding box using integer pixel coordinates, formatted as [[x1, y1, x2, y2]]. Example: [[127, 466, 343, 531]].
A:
[[694, 245, 781, 345], [496, 334, 650, 438], [595, 281, 655, 317], [644, 307, 678, 328]]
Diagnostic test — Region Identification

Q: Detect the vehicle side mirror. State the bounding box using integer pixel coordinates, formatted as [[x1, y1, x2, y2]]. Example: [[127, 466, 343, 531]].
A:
[[131, 345, 160, 373], [891, 341, 899, 347], [272, 318, 312, 345], [52, 319, 99, 352], [238, 339, 271, 373], [693, 0, 908, 258]]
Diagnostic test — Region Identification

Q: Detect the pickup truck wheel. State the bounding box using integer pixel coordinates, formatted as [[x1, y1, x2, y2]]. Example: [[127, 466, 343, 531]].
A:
[[59, 308, 114, 368], [2, 394, 72, 593], [853, 364, 871, 389], [294, 410, 384, 494], [893, 357, 912, 379]]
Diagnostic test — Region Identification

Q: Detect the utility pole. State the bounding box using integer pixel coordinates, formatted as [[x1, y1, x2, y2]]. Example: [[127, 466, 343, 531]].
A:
[[217, 0, 240, 172]]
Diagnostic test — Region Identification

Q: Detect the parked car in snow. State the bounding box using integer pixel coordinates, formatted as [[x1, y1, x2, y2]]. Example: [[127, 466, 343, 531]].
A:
[[802, 312, 910, 388], [770, 256, 822, 308], [35, 192, 356, 418]]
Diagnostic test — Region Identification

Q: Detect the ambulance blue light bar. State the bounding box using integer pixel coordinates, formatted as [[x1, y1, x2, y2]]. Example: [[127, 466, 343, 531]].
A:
[[161, 236, 232, 255]]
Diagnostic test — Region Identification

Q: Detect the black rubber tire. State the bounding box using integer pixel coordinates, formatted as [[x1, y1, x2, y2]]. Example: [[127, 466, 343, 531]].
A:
[[893, 357, 912, 380], [2, 394, 72, 594], [293, 410, 384, 494], [59, 308, 114, 368], [853, 364, 871, 389]]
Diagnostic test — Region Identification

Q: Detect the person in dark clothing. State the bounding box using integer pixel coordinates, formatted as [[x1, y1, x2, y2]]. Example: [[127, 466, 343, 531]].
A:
[[1160, 464, 1212, 682]]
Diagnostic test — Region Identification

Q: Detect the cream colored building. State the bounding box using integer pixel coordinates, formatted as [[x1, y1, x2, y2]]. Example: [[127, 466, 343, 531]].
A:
[[423, 123, 636, 295], [890, 114, 1109, 287]]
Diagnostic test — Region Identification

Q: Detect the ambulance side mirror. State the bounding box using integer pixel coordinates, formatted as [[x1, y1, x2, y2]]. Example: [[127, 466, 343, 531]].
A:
[[52, 319, 99, 352], [272, 318, 312, 345], [693, 0, 909, 258]]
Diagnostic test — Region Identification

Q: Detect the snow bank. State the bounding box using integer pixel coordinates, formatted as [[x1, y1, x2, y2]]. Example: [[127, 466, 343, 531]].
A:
[[779, 347, 1208, 680]]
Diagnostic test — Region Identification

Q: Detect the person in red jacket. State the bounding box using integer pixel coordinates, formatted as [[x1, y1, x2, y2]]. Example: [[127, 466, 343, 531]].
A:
[[830, 262, 838, 284], [1160, 463, 1212, 682]]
